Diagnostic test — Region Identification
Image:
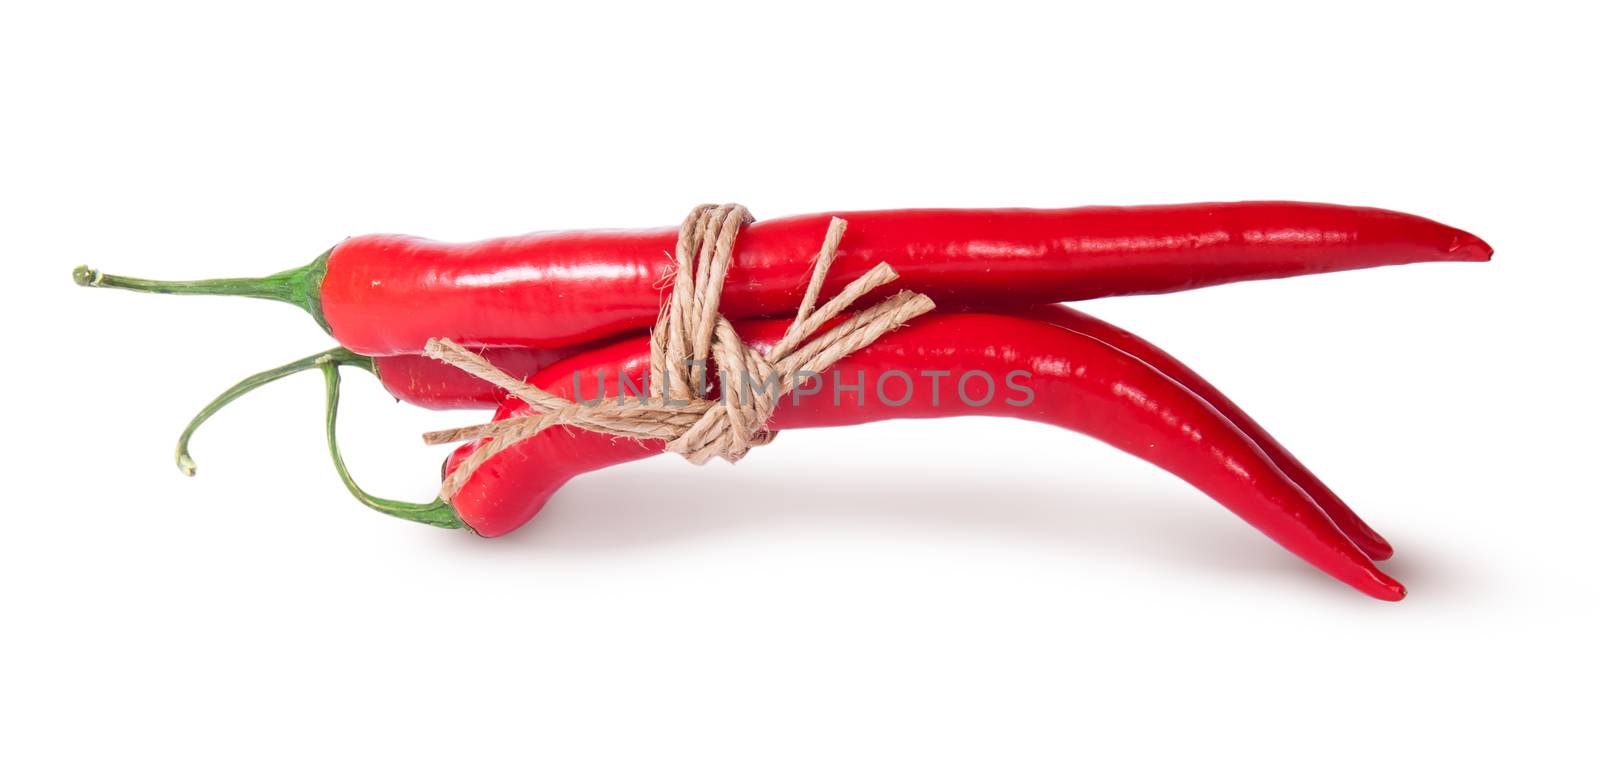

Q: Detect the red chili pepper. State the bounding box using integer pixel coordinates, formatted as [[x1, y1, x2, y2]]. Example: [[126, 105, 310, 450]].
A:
[[353, 312, 1406, 600], [450, 305, 1392, 560], [73, 202, 1489, 355], [172, 301, 1395, 563], [1014, 304, 1394, 560]]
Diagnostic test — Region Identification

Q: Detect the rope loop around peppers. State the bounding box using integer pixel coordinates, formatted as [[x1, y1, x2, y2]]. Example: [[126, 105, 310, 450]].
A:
[[422, 203, 937, 499]]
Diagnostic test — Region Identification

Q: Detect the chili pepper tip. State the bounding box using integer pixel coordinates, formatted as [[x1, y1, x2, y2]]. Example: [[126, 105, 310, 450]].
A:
[[1367, 573, 1407, 602], [1451, 233, 1494, 262]]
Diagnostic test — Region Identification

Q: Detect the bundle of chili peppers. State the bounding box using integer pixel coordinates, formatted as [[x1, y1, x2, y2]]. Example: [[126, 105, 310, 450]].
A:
[[75, 201, 1491, 600]]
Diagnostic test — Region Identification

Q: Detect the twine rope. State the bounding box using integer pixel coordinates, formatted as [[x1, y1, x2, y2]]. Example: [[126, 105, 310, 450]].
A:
[[422, 203, 936, 499]]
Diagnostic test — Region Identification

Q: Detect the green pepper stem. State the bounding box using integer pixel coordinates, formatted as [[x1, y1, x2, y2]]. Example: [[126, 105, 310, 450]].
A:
[[176, 348, 374, 476], [72, 250, 332, 332], [319, 363, 462, 529]]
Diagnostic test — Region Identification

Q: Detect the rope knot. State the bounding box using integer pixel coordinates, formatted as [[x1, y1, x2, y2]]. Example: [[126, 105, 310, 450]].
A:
[[423, 203, 936, 498]]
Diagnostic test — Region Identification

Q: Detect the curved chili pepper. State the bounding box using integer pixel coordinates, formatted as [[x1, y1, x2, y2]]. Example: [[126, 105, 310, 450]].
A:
[[1014, 305, 1394, 561], [383, 312, 1405, 600], [173, 303, 1397, 559], [403, 305, 1395, 559], [73, 202, 1489, 355]]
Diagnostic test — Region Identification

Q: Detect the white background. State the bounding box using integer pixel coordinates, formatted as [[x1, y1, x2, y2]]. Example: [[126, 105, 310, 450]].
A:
[[3, 1, 1596, 764]]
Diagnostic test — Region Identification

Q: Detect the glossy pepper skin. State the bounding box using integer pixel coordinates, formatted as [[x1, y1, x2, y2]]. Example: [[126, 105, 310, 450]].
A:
[[382, 305, 1390, 559], [441, 312, 1405, 601], [177, 304, 1397, 559], [325, 202, 1487, 354], [370, 346, 576, 410], [1013, 305, 1394, 561], [77, 202, 1490, 355]]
